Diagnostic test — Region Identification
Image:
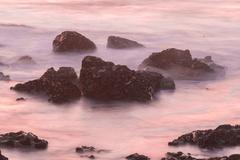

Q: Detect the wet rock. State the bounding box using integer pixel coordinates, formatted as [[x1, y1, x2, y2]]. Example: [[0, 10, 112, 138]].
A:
[[11, 67, 81, 103], [161, 152, 240, 160], [53, 31, 96, 53], [126, 153, 150, 160], [139, 48, 225, 80], [0, 151, 8, 160], [0, 131, 48, 150], [76, 146, 109, 154], [16, 97, 26, 101], [107, 36, 144, 49], [79, 56, 175, 102], [14, 56, 36, 65], [0, 72, 10, 81], [168, 124, 240, 149]]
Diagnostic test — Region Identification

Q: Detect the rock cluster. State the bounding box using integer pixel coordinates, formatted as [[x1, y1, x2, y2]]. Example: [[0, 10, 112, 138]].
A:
[[107, 36, 144, 49], [53, 31, 96, 53], [139, 48, 224, 80], [76, 146, 109, 159], [168, 124, 240, 149], [126, 153, 150, 160], [11, 67, 81, 103], [0, 131, 48, 149], [79, 56, 175, 102]]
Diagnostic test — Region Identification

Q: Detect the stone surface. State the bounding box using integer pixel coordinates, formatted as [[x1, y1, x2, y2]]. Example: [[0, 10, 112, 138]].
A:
[[53, 31, 96, 53], [126, 153, 150, 160], [11, 67, 81, 103], [79, 56, 175, 102], [0, 131, 48, 149], [107, 36, 144, 49], [0, 72, 10, 81], [139, 48, 225, 80], [168, 124, 240, 149], [161, 152, 240, 160]]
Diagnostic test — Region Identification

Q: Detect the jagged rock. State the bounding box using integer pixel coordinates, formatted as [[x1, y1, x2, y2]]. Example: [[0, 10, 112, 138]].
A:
[[79, 56, 175, 102], [139, 48, 225, 80], [53, 31, 96, 53], [0, 131, 48, 149], [161, 152, 240, 160], [11, 67, 81, 103], [168, 124, 240, 149], [126, 153, 150, 160], [0, 151, 8, 160], [107, 36, 144, 49], [0, 72, 10, 81], [14, 56, 36, 65]]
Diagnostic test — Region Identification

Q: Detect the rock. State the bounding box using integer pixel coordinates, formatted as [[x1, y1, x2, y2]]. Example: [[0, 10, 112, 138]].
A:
[[76, 146, 109, 154], [126, 153, 150, 160], [0, 131, 48, 149], [107, 36, 144, 49], [139, 48, 225, 80], [0, 72, 10, 81], [53, 31, 96, 53], [0, 151, 8, 160], [14, 56, 36, 65], [16, 97, 26, 101], [168, 124, 240, 149], [11, 67, 81, 103], [161, 152, 240, 160], [79, 56, 175, 102]]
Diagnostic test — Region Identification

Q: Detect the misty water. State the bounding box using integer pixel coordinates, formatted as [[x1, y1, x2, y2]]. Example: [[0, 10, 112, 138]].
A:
[[0, 0, 240, 160]]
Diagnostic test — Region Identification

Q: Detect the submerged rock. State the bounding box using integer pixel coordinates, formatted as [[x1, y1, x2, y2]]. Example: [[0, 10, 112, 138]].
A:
[[11, 67, 81, 103], [53, 31, 96, 53], [107, 36, 144, 49], [16, 97, 26, 101], [139, 48, 225, 80], [161, 152, 240, 160], [14, 56, 36, 65], [168, 124, 240, 149], [76, 146, 108, 154], [0, 72, 10, 81], [0, 131, 48, 149], [126, 153, 150, 160], [0, 151, 8, 160], [79, 56, 175, 102]]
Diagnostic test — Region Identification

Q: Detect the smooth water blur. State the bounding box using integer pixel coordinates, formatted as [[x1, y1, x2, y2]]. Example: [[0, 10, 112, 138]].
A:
[[0, 0, 240, 160]]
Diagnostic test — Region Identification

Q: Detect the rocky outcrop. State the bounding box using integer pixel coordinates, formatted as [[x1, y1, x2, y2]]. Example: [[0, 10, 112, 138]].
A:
[[0, 131, 48, 149], [139, 48, 225, 80], [0, 72, 10, 81], [14, 56, 36, 65], [107, 36, 144, 49], [168, 124, 240, 149], [79, 56, 175, 102], [53, 31, 96, 53], [126, 153, 150, 160], [0, 151, 8, 160], [11, 67, 81, 103], [161, 152, 240, 160]]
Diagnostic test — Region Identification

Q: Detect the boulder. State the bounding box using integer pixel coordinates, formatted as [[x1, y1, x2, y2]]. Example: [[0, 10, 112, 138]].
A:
[[16, 97, 26, 101], [0, 72, 10, 81], [0, 131, 48, 149], [11, 67, 81, 103], [53, 31, 96, 53], [168, 124, 240, 149], [107, 36, 144, 49], [139, 48, 225, 80], [161, 152, 240, 160], [0, 151, 8, 160], [76, 146, 109, 154], [14, 56, 36, 65], [79, 56, 175, 102], [126, 153, 150, 160]]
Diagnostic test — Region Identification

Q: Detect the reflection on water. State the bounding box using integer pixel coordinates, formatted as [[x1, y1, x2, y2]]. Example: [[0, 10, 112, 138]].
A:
[[0, 0, 240, 160]]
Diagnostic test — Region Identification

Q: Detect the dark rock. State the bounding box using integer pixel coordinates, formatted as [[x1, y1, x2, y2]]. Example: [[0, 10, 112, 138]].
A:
[[139, 48, 225, 80], [0, 72, 10, 81], [0, 131, 48, 150], [107, 36, 144, 49], [11, 67, 81, 103], [126, 153, 150, 160], [53, 31, 96, 53], [79, 56, 175, 102], [168, 124, 240, 149], [161, 152, 240, 160], [16, 97, 26, 101], [14, 56, 36, 65], [88, 155, 95, 159], [0, 151, 8, 160], [76, 146, 109, 154]]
